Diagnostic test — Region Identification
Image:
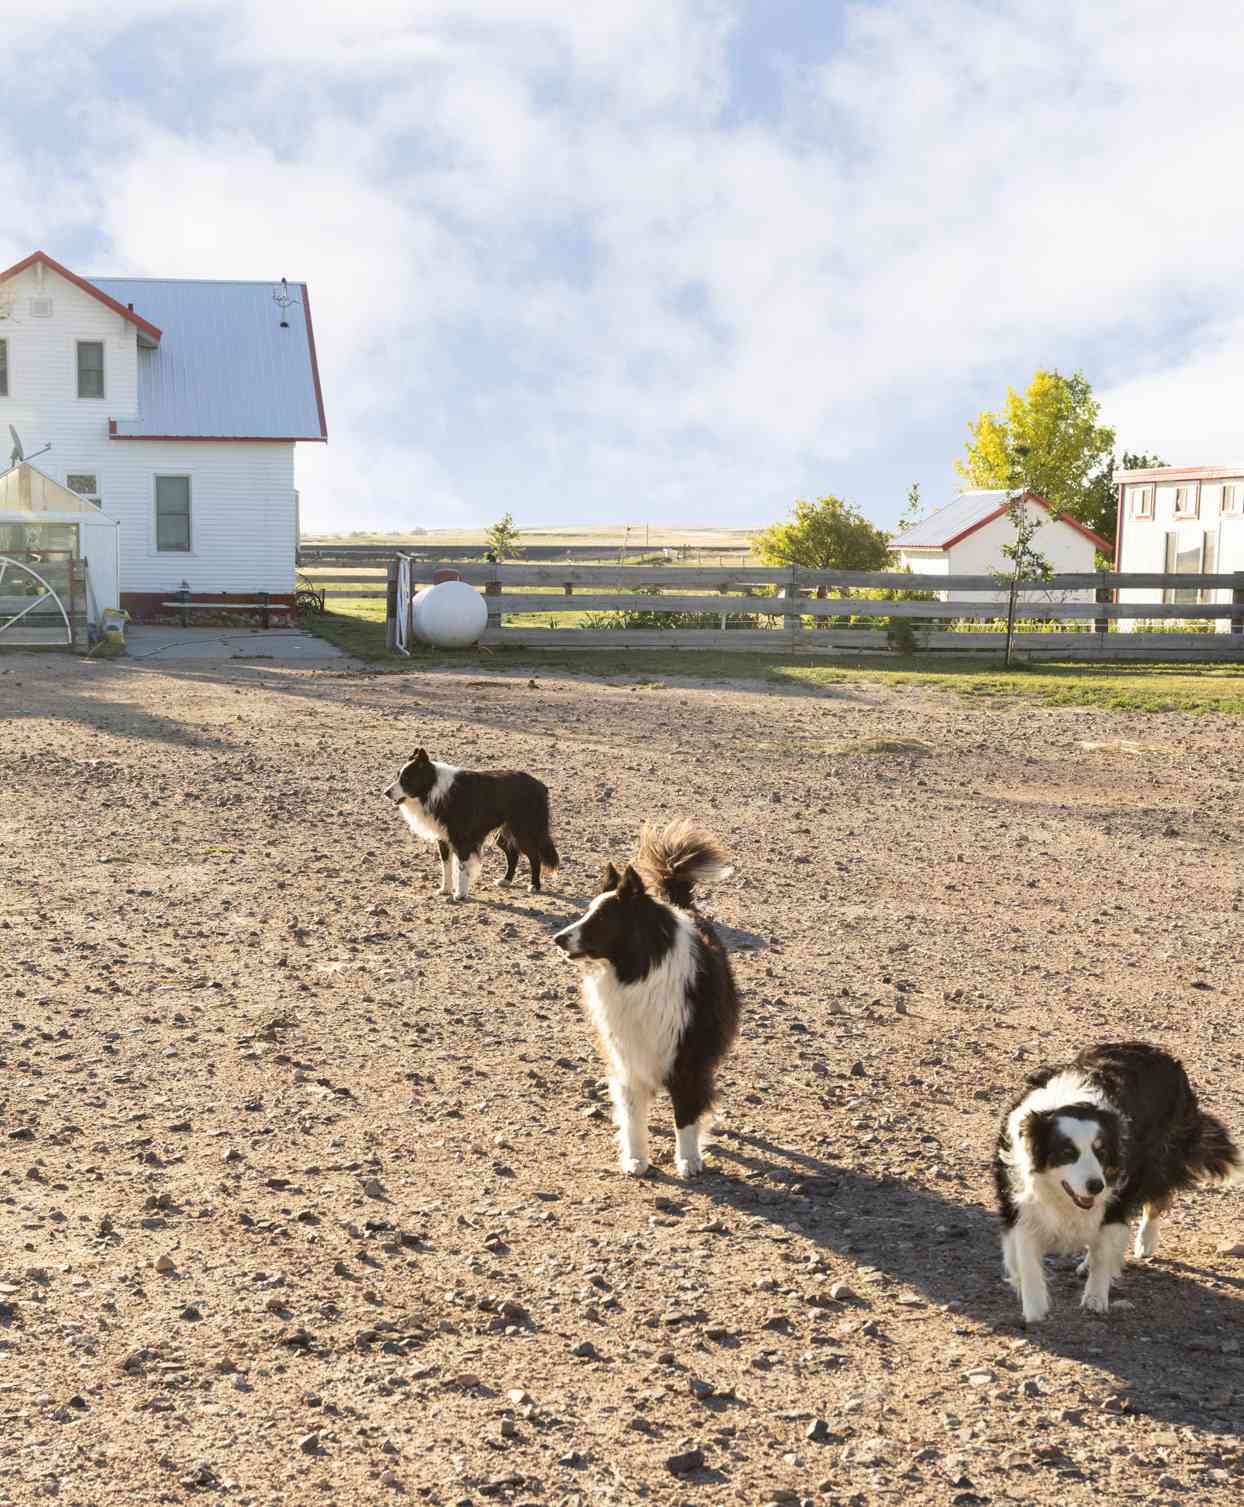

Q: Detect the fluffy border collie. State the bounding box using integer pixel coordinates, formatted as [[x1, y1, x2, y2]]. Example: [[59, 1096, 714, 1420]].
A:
[[995, 1041, 1240, 1323], [383, 748, 559, 901], [552, 820, 739, 1178]]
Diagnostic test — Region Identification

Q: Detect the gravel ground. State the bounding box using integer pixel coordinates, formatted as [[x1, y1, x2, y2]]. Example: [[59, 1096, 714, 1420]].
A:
[[1, 653, 1242, 1507]]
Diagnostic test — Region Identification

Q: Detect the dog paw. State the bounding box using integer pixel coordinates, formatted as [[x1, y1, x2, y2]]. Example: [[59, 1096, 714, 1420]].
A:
[[1080, 1289, 1110, 1314], [620, 1157, 650, 1177], [1021, 1299, 1050, 1325], [675, 1156, 704, 1179]]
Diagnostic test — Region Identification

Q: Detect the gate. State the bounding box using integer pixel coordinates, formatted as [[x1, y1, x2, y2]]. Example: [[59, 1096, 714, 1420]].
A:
[[0, 554, 73, 646]]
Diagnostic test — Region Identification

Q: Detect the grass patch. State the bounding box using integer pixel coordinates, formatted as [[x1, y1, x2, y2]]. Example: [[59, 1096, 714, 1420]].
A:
[[300, 602, 1244, 713]]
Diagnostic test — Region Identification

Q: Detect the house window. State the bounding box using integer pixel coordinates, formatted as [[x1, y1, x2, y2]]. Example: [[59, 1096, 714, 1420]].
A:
[[155, 475, 191, 552], [77, 341, 104, 399], [0, 339, 7, 398], [1165, 530, 1215, 604], [1173, 485, 1199, 519], [1130, 486, 1154, 519], [1222, 484, 1243, 515], [67, 473, 100, 506]]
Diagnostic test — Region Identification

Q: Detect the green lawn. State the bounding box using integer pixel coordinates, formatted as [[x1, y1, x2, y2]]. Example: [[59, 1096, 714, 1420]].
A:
[[301, 599, 1244, 714]]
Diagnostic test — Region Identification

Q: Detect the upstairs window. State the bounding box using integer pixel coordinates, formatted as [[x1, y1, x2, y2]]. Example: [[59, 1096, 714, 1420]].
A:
[[0, 338, 7, 397], [67, 473, 100, 506], [1222, 483, 1243, 515], [156, 475, 191, 552], [1173, 485, 1199, 519], [77, 341, 104, 399], [1130, 485, 1154, 519]]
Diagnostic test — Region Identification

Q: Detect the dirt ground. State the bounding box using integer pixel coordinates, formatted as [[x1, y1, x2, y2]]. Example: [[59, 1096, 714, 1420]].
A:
[[1, 651, 1242, 1507]]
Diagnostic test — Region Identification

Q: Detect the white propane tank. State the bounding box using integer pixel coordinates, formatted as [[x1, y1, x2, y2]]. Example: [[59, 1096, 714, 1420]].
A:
[[412, 579, 489, 648]]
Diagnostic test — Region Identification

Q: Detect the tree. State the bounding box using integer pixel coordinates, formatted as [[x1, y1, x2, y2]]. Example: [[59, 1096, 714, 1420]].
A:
[[895, 480, 924, 538], [756, 494, 891, 572], [1082, 450, 1167, 547], [484, 512, 522, 561], [991, 490, 1054, 669], [956, 370, 1117, 536]]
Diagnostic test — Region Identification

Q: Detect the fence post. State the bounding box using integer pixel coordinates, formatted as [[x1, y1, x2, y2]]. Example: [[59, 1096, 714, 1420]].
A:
[[1094, 570, 1110, 636], [1233, 573, 1244, 638], [784, 566, 802, 649], [384, 558, 398, 651], [484, 565, 502, 637]]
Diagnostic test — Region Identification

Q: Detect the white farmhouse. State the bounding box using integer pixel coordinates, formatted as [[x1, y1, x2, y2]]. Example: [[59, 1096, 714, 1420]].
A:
[[1115, 464, 1244, 631], [0, 250, 325, 620], [889, 489, 1110, 603]]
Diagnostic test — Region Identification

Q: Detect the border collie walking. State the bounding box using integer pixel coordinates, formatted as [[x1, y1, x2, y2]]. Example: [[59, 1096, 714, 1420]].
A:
[[995, 1041, 1240, 1323], [552, 820, 739, 1178], [383, 748, 559, 901]]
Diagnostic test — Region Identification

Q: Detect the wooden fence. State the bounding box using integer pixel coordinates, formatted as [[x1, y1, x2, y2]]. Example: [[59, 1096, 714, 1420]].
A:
[[349, 560, 1244, 660]]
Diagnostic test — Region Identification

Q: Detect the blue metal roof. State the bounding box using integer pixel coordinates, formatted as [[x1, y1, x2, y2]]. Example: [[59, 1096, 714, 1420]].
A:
[[889, 490, 1009, 549], [90, 277, 326, 441]]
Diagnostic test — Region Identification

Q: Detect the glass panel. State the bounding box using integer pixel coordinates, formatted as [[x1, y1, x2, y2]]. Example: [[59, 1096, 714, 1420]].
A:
[[157, 514, 190, 551], [0, 339, 7, 396], [1173, 535, 1201, 603], [77, 343, 104, 398], [156, 476, 191, 551], [66, 474, 98, 495]]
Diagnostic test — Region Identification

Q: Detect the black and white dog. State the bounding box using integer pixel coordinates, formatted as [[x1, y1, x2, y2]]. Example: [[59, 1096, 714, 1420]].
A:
[[552, 821, 739, 1178], [383, 748, 559, 901], [995, 1041, 1240, 1323]]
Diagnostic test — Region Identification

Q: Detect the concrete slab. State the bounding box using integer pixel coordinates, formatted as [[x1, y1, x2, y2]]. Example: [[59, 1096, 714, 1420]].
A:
[[124, 626, 352, 664]]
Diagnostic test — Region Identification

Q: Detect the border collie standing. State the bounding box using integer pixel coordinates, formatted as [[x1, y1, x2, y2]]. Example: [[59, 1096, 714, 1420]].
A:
[[552, 820, 739, 1178], [383, 748, 559, 901], [995, 1041, 1240, 1323]]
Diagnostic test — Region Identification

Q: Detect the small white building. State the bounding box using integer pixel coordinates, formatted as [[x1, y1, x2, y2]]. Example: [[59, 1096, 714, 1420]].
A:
[[889, 489, 1110, 604], [1115, 464, 1244, 631], [0, 250, 326, 620]]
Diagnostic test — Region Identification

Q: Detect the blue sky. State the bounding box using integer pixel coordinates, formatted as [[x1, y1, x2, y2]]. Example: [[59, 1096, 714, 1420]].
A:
[[4, 1, 1243, 534]]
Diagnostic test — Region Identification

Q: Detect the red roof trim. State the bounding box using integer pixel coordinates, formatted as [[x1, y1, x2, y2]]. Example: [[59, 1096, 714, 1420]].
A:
[[300, 282, 328, 442], [894, 490, 1111, 554], [0, 251, 162, 342], [108, 429, 319, 443], [1118, 464, 1244, 484]]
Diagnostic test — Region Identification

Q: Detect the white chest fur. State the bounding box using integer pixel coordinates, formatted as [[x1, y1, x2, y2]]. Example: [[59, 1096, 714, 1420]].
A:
[[581, 920, 697, 1090], [397, 763, 458, 845]]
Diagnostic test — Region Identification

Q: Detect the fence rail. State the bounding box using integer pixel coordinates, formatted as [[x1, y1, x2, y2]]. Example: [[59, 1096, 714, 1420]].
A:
[[377, 560, 1244, 660]]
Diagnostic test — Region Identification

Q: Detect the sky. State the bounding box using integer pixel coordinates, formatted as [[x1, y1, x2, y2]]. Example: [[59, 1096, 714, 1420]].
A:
[[3, 0, 1243, 535]]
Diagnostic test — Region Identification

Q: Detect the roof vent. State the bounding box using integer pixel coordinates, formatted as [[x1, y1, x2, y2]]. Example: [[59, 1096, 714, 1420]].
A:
[[29, 296, 53, 318]]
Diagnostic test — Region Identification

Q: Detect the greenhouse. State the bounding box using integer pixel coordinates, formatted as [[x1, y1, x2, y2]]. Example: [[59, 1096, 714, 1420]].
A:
[[0, 463, 119, 647]]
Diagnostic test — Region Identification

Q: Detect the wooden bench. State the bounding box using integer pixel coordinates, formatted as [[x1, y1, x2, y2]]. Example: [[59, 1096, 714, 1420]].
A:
[[161, 591, 290, 629]]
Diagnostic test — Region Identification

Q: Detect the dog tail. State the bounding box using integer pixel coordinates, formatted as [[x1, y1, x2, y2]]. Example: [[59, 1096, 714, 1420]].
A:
[[540, 836, 560, 874], [636, 819, 733, 907], [1190, 1110, 1242, 1186]]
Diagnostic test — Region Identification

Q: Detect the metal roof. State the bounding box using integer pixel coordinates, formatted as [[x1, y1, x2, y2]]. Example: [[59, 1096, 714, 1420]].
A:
[[889, 490, 1012, 549], [889, 488, 1111, 553], [91, 277, 327, 442]]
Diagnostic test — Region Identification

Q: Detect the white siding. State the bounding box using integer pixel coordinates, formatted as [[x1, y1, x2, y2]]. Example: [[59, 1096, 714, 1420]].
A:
[[0, 264, 297, 595], [1118, 477, 1244, 631], [945, 506, 1099, 606]]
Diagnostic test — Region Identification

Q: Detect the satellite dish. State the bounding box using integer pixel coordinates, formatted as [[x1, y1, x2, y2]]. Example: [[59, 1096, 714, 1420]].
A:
[[8, 425, 50, 468]]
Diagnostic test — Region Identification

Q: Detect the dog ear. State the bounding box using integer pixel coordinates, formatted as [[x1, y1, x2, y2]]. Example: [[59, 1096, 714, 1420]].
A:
[[618, 863, 646, 898], [601, 861, 621, 891], [411, 747, 430, 764], [1019, 1109, 1052, 1166]]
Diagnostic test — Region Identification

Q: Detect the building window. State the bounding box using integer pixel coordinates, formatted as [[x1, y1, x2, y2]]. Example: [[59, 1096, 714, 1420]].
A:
[[77, 341, 104, 399], [155, 475, 191, 552], [1165, 530, 1215, 604], [1131, 486, 1154, 519], [0, 338, 7, 398], [1222, 484, 1243, 515], [67, 473, 101, 506], [1173, 485, 1199, 519]]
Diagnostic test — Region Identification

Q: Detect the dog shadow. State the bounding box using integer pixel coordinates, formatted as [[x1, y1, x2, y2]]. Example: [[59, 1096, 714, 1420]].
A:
[[662, 1128, 1244, 1436]]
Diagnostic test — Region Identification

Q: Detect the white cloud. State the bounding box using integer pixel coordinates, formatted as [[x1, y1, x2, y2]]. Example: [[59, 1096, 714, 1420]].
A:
[[8, 0, 1244, 527]]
